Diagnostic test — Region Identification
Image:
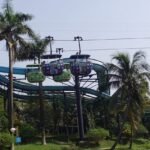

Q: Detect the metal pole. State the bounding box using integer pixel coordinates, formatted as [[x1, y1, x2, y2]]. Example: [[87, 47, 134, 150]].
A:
[[38, 58, 46, 145], [46, 36, 53, 55], [63, 92, 69, 142], [74, 36, 83, 55], [56, 48, 63, 54], [74, 75, 84, 140], [74, 36, 84, 140]]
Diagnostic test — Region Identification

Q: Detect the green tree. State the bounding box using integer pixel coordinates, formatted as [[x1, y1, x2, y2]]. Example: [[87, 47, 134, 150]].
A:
[[107, 51, 150, 150], [0, 1, 35, 149], [29, 36, 49, 145], [16, 35, 49, 61], [15, 35, 50, 145]]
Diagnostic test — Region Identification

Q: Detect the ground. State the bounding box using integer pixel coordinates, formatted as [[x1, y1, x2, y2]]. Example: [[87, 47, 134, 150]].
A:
[[15, 139, 150, 150]]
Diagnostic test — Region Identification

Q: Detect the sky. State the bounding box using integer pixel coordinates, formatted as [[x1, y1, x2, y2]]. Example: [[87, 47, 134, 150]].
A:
[[1, 0, 150, 67]]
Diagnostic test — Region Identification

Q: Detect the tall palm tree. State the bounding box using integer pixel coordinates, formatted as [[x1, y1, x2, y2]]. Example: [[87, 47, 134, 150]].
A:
[[16, 35, 49, 61], [0, 1, 35, 149], [107, 51, 150, 150]]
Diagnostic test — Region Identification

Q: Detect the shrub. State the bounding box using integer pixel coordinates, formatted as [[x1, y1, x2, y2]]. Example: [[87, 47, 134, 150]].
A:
[[19, 123, 37, 143], [87, 128, 109, 144], [135, 124, 149, 138], [122, 123, 131, 138], [0, 132, 14, 148], [0, 112, 8, 131]]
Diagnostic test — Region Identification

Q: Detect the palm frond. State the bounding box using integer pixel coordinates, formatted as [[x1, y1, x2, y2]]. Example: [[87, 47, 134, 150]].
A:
[[15, 13, 33, 22], [112, 52, 130, 71], [3, 0, 13, 13], [106, 63, 122, 74], [139, 72, 150, 80], [132, 51, 145, 65], [108, 80, 121, 89]]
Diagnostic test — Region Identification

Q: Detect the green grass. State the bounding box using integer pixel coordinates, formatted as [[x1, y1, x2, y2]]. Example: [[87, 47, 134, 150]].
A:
[[15, 138, 150, 150], [15, 143, 70, 150]]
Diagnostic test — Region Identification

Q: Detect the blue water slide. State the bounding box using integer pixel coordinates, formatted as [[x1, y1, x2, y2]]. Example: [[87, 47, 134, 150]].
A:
[[0, 59, 110, 101], [0, 66, 26, 75], [0, 58, 107, 75], [0, 74, 103, 96]]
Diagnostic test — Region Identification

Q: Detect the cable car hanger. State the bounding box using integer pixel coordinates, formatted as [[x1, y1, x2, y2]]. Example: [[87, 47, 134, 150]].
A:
[[41, 36, 62, 59], [41, 36, 64, 76], [70, 36, 92, 76], [70, 36, 90, 59]]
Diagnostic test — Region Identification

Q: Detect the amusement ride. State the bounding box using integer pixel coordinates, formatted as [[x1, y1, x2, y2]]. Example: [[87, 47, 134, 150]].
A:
[[0, 36, 110, 140]]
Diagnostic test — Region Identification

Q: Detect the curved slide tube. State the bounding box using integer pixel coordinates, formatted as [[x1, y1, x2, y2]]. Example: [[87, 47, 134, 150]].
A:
[[0, 59, 110, 101]]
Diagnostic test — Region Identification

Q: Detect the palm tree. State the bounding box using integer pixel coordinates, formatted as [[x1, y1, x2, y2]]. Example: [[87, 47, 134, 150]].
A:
[[12, 35, 49, 145], [16, 35, 49, 61], [107, 51, 150, 150], [0, 1, 35, 149]]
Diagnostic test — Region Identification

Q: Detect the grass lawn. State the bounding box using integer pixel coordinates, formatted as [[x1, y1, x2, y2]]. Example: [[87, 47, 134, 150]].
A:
[[15, 138, 150, 150], [15, 143, 70, 150]]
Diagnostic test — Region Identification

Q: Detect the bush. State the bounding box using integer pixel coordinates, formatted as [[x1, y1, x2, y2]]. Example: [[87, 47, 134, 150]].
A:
[[19, 123, 37, 143], [0, 132, 14, 148], [135, 124, 149, 138], [87, 128, 109, 144], [0, 112, 8, 131], [122, 123, 131, 138]]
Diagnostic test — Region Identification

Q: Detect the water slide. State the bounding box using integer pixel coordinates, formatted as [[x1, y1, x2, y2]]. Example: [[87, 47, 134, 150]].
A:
[[0, 59, 110, 101]]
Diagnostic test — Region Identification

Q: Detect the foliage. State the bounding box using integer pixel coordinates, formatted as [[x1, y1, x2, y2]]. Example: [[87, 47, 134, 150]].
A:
[[108, 51, 150, 128], [0, 99, 8, 132], [135, 124, 149, 138], [107, 51, 150, 149], [19, 123, 37, 143], [16, 35, 49, 61], [122, 123, 131, 138], [87, 127, 109, 144], [142, 110, 150, 133], [0, 132, 14, 147], [0, 111, 8, 132], [0, 0, 36, 61]]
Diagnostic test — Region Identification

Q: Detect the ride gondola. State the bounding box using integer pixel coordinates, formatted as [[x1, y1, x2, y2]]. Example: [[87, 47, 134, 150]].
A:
[[41, 37, 64, 76], [70, 36, 92, 76], [53, 63, 71, 82], [41, 59, 64, 76], [70, 54, 92, 76], [26, 64, 45, 83]]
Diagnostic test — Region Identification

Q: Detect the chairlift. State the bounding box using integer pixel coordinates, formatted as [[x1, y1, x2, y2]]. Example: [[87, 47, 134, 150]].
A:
[[41, 38, 64, 76], [53, 69, 71, 82], [70, 37, 92, 76], [42, 60, 64, 76], [41, 50, 64, 76], [53, 63, 71, 82], [70, 54, 92, 76], [26, 64, 45, 83]]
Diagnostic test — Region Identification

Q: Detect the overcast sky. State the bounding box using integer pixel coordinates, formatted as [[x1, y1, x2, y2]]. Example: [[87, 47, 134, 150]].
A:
[[1, 0, 150, 67]]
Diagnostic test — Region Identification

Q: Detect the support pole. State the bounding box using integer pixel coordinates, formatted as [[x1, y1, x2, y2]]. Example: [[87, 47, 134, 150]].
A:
[[38, 58, 46, 145], [74, 75, 84, 141], [39, 81, 46, 145]]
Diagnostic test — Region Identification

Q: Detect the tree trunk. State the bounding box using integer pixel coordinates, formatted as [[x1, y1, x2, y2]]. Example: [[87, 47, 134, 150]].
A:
[[4, 97, 7, 112], [8, 41, 14, 150], [110, 121, 125, 150], [129, 125, 133, 149], [117, 114, 121, 132], [39, 81, 46, 145], [110, 132, 122, 150]]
